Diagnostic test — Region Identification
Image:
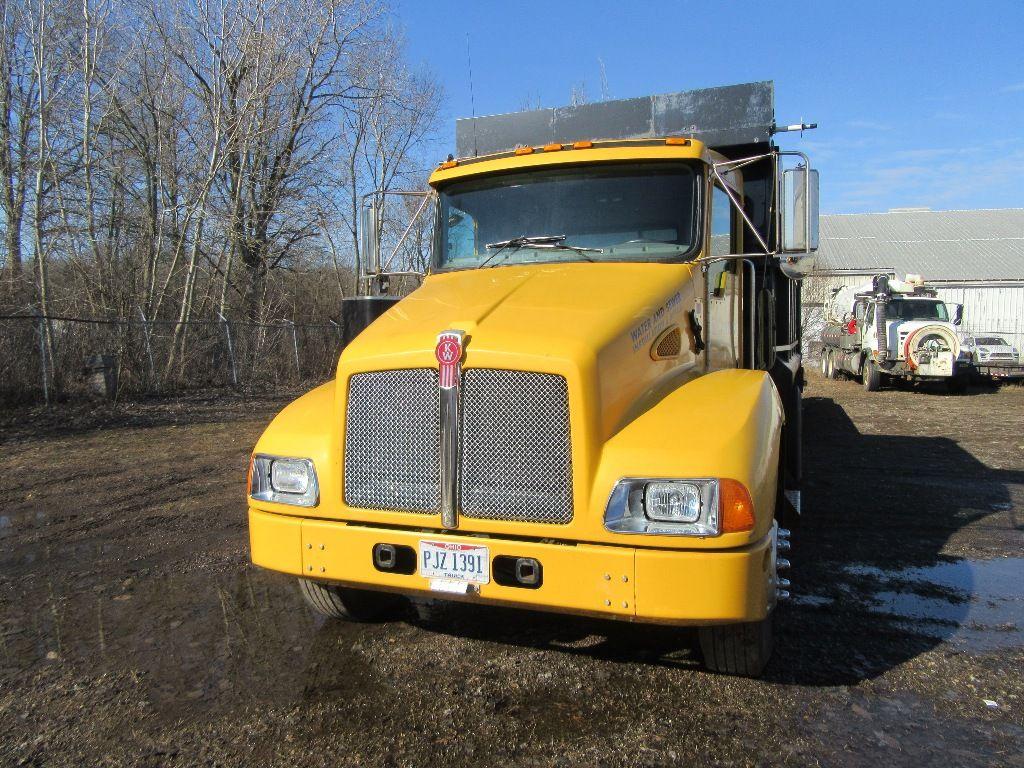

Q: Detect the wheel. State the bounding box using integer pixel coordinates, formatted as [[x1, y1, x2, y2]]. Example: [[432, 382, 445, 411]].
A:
[[862, 360, 881, 391], [820, 351, 828, 376], [698, 614, 773, 677], [825, 350, 837, 379], [298, 578, 405, 621]]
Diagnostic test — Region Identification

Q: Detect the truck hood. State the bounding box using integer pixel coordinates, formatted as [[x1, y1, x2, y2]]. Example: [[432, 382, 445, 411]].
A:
[[340, 262, 700, 439], [975, 344, 1016, 355]]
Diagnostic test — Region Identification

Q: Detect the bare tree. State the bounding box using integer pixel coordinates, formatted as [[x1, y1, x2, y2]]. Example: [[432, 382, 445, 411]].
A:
[[0, 0, 37, 301], [0, 0, 444, 398]]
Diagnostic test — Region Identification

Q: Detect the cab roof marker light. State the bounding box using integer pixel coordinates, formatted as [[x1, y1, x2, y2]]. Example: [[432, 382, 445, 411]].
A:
[[542, 143, 563, 152], [440, 160, 458, 169], [572, 140, 593, 149], [665, 137, 691, 146], [514, 145, 534, 155]]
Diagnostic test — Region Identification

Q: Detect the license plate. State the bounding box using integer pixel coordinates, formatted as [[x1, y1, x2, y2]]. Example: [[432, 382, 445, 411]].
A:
[[418, 540, 489, 584]]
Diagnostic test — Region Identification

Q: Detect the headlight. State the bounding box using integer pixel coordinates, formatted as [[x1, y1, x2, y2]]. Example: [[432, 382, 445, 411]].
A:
[[644, 482, 701, 522], [249, 454, 319, 507], [604, 478, 754, 536]]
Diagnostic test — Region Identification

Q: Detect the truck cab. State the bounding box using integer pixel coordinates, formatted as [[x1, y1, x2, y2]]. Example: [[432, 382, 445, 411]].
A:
[[246, 82, 818, 677]]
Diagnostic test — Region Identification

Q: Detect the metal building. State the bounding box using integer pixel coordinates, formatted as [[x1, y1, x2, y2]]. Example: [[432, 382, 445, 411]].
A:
[[804, 208, 1024, 354]]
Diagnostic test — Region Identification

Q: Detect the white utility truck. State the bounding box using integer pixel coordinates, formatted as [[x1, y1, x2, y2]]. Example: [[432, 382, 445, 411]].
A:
[[820, 274, 968, 392]]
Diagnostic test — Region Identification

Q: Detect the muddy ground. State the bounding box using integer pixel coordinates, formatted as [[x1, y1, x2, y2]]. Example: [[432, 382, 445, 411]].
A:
[[1, 376, 1022, 767]]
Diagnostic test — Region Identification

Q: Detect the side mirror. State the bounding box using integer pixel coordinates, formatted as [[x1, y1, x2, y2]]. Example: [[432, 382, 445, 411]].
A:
[[952, 303, 963, 325], [779, 165, 819, 280], [782, 166, 819, 252]]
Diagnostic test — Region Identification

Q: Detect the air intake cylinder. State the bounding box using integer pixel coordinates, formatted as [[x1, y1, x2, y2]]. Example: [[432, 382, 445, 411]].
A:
[[872, 275, 890, 361]]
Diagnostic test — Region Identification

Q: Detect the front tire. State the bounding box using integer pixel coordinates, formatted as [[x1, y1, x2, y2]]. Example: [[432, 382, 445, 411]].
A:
[[298, 579, 405, 621], [862, 360, 881, 391], [698, 614, 773, 677]]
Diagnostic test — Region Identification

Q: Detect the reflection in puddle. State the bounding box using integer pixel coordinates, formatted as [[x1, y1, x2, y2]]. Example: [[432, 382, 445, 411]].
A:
[[0, 510, 48, 538], [0, 567, 396, 721], [842, 558, 1024, 651]]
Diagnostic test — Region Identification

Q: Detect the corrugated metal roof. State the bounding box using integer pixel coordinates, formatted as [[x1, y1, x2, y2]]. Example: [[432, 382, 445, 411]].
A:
[[817, 208, 1024, 281]]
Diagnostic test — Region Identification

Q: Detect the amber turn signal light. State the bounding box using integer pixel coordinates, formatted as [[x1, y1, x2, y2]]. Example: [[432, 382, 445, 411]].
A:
[[719, 478, 755, 532], [665, 137, 691, 146], [514, 145, 534, 155]]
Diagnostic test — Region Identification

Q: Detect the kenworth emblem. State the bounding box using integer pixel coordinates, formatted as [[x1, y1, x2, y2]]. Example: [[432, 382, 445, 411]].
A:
[[436, 330, 465, 528], [436, 331, 463, 390]]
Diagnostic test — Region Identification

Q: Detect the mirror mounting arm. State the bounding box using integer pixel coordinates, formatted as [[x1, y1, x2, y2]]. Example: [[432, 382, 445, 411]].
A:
[[711, 164, 772, 256]]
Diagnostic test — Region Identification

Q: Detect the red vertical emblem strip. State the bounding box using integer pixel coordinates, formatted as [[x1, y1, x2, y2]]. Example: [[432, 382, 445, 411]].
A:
[[436, 331, 464, 389], [436, 329, 465, 529]]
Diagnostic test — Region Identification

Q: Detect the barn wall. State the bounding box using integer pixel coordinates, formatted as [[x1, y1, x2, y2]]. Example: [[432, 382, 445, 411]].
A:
[[933, 283, 1024, 350]]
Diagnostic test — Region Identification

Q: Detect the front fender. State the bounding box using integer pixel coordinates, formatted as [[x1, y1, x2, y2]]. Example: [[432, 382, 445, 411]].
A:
[[591, 369, 784, 547], [250, 381, 338, 514]]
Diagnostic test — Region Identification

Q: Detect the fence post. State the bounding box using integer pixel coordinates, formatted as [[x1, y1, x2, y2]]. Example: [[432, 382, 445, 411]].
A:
[[137, 307, 156, 388], [35, 310, 50, 404], [287, 321, 301, 380], [219, 312, 238, 387]]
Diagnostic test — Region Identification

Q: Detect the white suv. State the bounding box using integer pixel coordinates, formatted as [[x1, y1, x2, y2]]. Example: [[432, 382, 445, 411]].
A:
[[962, 335, 1021, 364]]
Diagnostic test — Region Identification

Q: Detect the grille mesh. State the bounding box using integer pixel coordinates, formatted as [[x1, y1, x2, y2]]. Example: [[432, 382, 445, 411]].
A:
[[461, 370, 573, 524], [344, 369, 440, 513], [343, 368, 573, 524]]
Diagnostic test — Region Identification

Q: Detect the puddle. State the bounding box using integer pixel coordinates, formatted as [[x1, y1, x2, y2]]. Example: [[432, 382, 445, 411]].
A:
[[0, 567, 393, 720], [841, 558, 1024, 651], [0, 510, 48, 540]]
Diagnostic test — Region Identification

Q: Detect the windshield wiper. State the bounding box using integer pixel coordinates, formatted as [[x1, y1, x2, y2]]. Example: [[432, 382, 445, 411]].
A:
[[479, 235, 602, 268]]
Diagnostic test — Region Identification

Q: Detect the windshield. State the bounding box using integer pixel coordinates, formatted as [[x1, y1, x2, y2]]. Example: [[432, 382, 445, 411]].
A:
[[435, 162, 701, 270], [976, 337, 1007, 346], [885, 299, 949, 322]]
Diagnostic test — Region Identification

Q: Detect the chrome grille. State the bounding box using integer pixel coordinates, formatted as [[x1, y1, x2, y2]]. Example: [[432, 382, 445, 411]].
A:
[[344, 368, 573, 524], [344, 369, 440, 513], [460, 370, 573, 524]]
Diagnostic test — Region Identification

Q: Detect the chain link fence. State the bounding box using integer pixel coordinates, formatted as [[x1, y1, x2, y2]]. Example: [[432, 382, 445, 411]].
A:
[[0, 314, 345, 405]]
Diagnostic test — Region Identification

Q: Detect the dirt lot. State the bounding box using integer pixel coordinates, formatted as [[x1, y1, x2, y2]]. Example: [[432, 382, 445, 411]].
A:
[[1, 376, 1022, 767]]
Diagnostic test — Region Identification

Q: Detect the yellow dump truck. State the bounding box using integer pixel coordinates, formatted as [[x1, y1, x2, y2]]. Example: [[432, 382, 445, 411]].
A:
[[247, 82, 818, 676]]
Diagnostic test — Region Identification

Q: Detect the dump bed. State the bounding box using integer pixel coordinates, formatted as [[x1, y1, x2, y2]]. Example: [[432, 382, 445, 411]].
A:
[[455, 81, 775, 158]]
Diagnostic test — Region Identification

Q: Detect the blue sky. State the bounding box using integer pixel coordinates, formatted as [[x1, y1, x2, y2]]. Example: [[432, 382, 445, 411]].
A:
[[394, 0, 1024, 215]]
